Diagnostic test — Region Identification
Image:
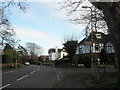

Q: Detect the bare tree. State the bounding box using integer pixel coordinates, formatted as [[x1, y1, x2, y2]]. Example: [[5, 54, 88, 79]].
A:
[[90, 1, 120, 87], [60, 0, 108, 36], [0, 20, 17, 46], [25, 42, 42, 57], [60, 0, 120, 87], [0, 0, 28, 46]]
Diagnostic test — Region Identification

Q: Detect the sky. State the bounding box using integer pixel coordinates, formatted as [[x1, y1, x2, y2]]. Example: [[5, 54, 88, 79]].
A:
[[9, 1, 91, 55]]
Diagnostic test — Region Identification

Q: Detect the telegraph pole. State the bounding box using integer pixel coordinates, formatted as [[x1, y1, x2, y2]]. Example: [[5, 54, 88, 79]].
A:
[[82, 6, 97, 72]]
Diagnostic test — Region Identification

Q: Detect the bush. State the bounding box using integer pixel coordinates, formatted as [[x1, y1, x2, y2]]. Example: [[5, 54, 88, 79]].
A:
[[78, 56, 91, 68], [54, 59, 72, 67], [2, 63, 22, 70]]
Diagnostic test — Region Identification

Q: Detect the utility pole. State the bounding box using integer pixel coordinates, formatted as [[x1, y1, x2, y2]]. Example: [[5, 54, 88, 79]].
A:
[[15, 59, 17, 69], [82, 6, 97, 73]]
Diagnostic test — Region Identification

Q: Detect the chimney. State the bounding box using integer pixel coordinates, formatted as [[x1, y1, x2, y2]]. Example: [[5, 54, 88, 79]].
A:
[[55, 46, 58, 53]]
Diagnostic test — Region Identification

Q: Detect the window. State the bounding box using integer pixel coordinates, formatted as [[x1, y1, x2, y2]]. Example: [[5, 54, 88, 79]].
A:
[[106, 42, 115, 53], [96, 34, 101, 39], [95, 44, 99, 50]]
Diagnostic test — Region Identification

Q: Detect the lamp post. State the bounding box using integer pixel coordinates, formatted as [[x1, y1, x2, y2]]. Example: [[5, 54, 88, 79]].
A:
[[82, 6, 94, 72]]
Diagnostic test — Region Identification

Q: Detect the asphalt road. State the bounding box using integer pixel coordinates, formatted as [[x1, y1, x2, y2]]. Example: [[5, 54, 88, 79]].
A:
[[1, 65, 92, 89], [2, 65, 64, 88], [2, 65, 115, 89]]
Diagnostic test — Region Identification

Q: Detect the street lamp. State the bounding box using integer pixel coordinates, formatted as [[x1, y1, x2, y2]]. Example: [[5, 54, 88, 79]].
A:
[[82, 6, 94, 72]]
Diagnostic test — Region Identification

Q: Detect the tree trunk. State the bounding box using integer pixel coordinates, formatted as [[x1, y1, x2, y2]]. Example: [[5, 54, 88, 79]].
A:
[[102, 6, 120, 88], [90, 2, 120, 88]]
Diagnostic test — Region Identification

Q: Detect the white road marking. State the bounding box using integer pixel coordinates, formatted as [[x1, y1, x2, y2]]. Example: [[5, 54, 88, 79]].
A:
[[30, 70, 36, 74], [38, 67, 40, 69], [16, 75, 28, 81], [8, 71, 13, 73], [0, 84, 11, 89], [3, 71, 13, 74], [54, 68, 60, 81], [30, 68, 40, 74], [59, 71, 63, 78], [57, 73, 60, 81], [36, 68, 40, 71]]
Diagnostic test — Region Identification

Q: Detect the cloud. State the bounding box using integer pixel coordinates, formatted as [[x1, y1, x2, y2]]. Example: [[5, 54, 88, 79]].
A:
[[43, 2, 69, 20], [14, 26, 63, 54], [14, 26, 49, 39]]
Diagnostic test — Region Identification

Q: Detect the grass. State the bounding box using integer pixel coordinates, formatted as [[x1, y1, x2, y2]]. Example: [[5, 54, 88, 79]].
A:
[[43, 60, 55, 66], [53, 72, 92, 88], [91, 72, 118, 88], [102, 74, 117, 84]]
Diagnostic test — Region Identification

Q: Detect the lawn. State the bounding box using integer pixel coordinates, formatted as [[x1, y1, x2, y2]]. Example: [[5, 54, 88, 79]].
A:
[[91, 72, 118, 88]]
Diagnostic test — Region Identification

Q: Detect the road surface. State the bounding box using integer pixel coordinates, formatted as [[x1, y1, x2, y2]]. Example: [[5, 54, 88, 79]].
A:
[[2, 65, 63, 88], [1, 65, 103, 89]]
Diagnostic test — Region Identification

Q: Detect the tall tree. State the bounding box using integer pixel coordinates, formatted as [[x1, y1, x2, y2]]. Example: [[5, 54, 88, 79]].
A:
[[63, 35, 78, 61], [60, 0, 120, 87], [89, 1, 120, 86], [25, 42, 42, 58], [17, 44, 28, 63], [0, 22, 17, 46], [3, 44, 19, 63], [0, 0, 28, 46]]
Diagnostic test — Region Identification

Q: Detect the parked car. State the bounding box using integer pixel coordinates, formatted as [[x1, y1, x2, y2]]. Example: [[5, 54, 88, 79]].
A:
[[24, 61, 30, 66]]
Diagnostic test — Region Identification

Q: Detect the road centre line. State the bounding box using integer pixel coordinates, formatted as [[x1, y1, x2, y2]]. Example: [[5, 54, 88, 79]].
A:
[[16, 75, 29, 81], [36, 68, 40, 71], [30, 68, 40, 74], [0, 84, 11, 89], [30, 70, 36, 74]]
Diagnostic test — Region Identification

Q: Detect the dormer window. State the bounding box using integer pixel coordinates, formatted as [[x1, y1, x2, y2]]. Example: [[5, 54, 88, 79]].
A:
[[96, 34, 101, 39]]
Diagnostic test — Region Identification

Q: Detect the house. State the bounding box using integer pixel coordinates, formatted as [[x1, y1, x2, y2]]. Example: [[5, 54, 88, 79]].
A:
[[48, 47, 68, 60], [75, 32, 115, 65]]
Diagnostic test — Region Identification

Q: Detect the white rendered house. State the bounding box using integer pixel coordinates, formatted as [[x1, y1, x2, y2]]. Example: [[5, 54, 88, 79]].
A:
[[48, 47, 68, 60]]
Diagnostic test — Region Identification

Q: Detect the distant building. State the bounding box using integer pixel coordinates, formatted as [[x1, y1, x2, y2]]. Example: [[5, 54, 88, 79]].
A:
[[48, 47, 68, 60]]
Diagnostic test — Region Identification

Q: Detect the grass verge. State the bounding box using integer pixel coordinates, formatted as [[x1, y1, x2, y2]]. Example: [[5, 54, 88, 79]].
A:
[[91, 72, 118, 88]]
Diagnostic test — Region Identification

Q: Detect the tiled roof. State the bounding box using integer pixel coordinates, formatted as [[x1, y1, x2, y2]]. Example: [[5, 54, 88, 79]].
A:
[[48, 49, 55, 53], [78, 32, 110, 45]]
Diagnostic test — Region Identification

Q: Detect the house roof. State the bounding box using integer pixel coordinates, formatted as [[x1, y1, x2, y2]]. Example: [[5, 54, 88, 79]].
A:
[[78, 32, 111, 45]]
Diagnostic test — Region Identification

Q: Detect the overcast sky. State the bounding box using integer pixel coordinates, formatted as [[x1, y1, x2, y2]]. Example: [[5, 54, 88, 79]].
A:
[[9, 1, 92, 55]]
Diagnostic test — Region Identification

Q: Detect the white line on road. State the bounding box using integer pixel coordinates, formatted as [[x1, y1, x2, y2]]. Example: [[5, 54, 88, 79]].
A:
[[3, 71, 13, 74], [59, 71, 63, 78], [0, 84, 11, 89], [8, 71, 13, 73], [57, 73, 60, 81], [16, 75, 29, 81], [30, 68, 40, 74], [36, 68, 40, 71], [54, 68, 60, 81], [30, 70, 36, 74]]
